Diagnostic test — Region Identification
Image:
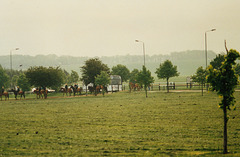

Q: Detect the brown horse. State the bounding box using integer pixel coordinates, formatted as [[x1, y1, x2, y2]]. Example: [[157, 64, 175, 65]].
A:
[[76, 87, 82, 95], [34, 89, 48, 99], [41, 90, 48, 99], [33, 89, 42, 99], [60, 88, 67, 96], [60, 87, 73, 96], [0, 92, 9, 101], [68, 87, 73, 96], [129, 82, 141, 91], [11, 89, 25, 99]]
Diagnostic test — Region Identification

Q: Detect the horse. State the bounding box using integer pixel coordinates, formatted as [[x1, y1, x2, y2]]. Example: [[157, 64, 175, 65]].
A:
[[129, 82, 141, 92], [10, 89, 25, 99], [68, 87, 73, 96], [0, 92, 9, 101], [60, 88, 68, 96], [76, 87, 82, 95], [33, 89, 42, 99], [41, 89, 48, 99], [34, 89, 48, 99]]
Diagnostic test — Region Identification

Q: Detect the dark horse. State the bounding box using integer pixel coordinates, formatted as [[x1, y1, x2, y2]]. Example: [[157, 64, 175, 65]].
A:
[[10, 89, 25, 99]]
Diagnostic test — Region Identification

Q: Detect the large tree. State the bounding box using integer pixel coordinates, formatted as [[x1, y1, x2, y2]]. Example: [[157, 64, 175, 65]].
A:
[[80, 58, 110, 95], [155, 60, 179, 93], [136, 66, 154, 98], [25, 66, 64, 90], [111, 64, 130, 83], [191, 66, 207, 96], [0, 65, 9, 89], [207, 49, 240, 154]]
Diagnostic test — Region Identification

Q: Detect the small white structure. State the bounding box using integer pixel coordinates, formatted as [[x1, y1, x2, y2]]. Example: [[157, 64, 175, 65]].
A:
[[107, 75, 122, 92]]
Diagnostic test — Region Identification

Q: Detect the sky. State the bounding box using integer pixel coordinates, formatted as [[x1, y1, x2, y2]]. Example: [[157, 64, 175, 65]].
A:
[[0, 0, 240, 57]]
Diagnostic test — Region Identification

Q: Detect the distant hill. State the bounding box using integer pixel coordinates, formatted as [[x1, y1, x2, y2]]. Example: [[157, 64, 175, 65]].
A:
[[0, 50, 218, 76]]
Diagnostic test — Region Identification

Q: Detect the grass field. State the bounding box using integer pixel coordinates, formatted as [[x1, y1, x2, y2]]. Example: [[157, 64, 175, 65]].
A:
[[0, 91, 240, 156]]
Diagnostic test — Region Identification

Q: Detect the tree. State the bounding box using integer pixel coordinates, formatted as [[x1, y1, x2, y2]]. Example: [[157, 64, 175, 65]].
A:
[[69, 70, 79, 84], [191, 66, 207, 96], [210, 54, 225, 70], [111, 64, 130, 83], [0, 65, 9, 89], [25, 66, 64, 90], [80, 58, 110, 95], [155, 60, 179, 93], [207, 49, 240, 154], [17, 73, 31, 92], [95, 71, 110, 96], [136, 66, 154, 98]]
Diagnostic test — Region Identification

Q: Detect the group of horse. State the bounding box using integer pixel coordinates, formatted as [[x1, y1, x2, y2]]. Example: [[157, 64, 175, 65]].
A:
[[0, 89, 25, 101], [60, 86, 82, 96], [33, 89, 48, 99], [129, 82, 141, 91]]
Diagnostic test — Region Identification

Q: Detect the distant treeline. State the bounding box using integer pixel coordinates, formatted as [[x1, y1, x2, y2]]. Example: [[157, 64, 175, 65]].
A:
[[0, 50, 219, 76]]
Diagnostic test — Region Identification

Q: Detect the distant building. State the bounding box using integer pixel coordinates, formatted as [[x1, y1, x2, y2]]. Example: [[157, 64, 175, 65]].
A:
[[107, 75, 122, 92]]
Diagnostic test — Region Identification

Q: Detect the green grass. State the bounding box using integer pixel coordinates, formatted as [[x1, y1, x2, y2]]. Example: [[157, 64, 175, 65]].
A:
[[0, 91, 240, 156]]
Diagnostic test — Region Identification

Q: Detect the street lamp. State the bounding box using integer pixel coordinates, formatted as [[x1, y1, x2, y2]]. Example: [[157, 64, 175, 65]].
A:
[[10, 48, 19, 88], [205, 29, 216, 68], [135, 40, 146, 66]]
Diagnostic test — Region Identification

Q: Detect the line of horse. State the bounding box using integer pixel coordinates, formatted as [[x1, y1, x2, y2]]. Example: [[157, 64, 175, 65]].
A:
[[60, 85, 82, 96], [0, 89, 25, 101], [0, 85, 110, 101]]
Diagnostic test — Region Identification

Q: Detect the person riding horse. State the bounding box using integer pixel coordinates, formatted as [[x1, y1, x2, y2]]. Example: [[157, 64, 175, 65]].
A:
[[1, 86, 4, 93]]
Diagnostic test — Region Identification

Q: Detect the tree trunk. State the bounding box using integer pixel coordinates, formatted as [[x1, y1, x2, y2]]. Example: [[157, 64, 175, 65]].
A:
[[167, 78, 169, 93], [145, 85, 148, 98], [223, 102, 228, 154]]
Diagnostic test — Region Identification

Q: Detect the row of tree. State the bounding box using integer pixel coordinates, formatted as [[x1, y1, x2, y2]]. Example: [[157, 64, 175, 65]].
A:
[[0, 57, 180, 97]]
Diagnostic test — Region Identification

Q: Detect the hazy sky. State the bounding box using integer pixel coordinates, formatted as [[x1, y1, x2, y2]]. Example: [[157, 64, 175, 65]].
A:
[[0, 0, 239, 57]]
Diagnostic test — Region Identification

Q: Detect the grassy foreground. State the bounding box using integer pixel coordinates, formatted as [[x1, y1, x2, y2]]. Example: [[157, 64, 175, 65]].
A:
[[0, 91, 240, 156]]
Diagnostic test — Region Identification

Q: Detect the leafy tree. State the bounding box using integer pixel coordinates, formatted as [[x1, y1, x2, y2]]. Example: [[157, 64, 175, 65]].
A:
[[210, 54, 225, 70], [111, 64, 130, 83], [17, 73, 31, 92], [0, 65, 9, 89], [155, 60, 179, 93], [80, 58, 110, 95], [26, 66, 64, 90], [69, 70, 79, 84], [136, 66, 154, 98], [191, 66, 206, 96], [207, 49, 240, 154], [95, 71, 110, 96]]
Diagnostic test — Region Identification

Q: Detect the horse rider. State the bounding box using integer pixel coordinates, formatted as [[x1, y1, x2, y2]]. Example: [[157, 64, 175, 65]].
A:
[[1, 86, 4, 93], [74, 84, 78, 89], [17, 86, 20, 92], [65, 84, 68, 91]]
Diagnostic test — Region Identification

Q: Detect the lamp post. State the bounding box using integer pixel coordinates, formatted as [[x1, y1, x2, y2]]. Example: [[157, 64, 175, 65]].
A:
[[205, 29, 216, 68], [10, 48, 19, 88], [135, 40, 146, 66]]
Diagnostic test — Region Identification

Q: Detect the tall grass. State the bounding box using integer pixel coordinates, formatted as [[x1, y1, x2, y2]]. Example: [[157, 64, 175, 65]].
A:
[[0, 91, 239, 156]]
